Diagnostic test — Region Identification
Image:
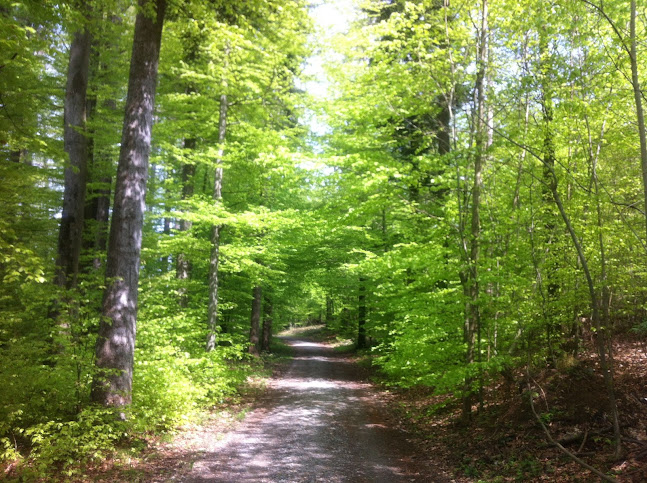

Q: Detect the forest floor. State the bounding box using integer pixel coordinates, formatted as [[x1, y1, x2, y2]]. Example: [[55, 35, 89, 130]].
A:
[[77, 327, 647, 482], [386, 334, 647, 482]]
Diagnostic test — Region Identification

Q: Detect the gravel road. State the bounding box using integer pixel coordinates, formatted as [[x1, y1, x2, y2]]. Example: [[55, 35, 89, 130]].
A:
[[184, 336, 449, 482]]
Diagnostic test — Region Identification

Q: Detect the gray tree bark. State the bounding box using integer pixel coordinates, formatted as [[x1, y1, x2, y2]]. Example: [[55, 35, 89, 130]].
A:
[[249, 286, 262, 355], [82, 92, 113, 272], [325, 294, 333, 326], [462, 0, 487, 422], [55, 13, 92, 289], [357, 277, 367, 349], [630, 0, 647, 241], [176, 136, 196, 307], [205, 94, 228, 351], [176, 38, 199, 302], [91, 0, 166, 409]]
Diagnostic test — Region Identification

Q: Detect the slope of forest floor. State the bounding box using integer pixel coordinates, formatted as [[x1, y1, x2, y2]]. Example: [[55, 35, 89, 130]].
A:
[[384, 335, 647, 482]]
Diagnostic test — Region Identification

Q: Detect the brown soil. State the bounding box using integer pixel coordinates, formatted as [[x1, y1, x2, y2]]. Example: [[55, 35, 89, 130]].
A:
[[387, 336, 647, 482]]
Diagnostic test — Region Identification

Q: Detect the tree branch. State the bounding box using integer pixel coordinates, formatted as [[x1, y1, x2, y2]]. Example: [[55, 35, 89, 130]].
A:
[[527, 383, 617, 482]]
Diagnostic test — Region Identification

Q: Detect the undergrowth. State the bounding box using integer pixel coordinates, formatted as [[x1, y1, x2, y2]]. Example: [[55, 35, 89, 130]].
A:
[[0, 290, 273, 481]]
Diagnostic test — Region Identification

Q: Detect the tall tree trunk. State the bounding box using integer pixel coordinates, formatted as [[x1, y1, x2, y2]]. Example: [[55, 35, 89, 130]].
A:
[[161, 188, 171, 270], [261, 293, 273, 352], [537, 11, 561, 362], [462, 0, 488, 423], [205, 94, 227, 351], [534, 26, 622, 455], [249, 285, 262, 355], [176, 136, 196, 306], [630, 0, 647, 241], [546, 168, 622, 459], [9, 150, 25, 164], [55, 13, 92, 289], [585, 112, 621, 456], [91, 0, 166, 410], [325, 294, 333, 326], [81, 15, 121, 273], [542, 89, 559, 359], [357, 276, 367, 349], [176, 62, 198, 304], [436, 99, 451, 156]]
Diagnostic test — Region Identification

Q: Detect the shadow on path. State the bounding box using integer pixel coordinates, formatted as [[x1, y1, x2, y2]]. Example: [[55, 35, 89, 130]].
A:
[[184, 335, 449, 482]]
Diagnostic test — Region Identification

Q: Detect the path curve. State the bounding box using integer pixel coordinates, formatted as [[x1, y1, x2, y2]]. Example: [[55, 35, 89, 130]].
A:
[[184, 336, 449, 482]]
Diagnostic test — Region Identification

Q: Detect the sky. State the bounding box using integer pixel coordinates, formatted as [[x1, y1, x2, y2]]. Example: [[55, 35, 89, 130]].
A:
[[310, 0, 353, 35], [302, 0, 354, 99], [296, 0, 355, 152]]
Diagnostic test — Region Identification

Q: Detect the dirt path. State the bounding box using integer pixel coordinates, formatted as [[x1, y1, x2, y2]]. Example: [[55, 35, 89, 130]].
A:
[[182, 335, 450, 482]]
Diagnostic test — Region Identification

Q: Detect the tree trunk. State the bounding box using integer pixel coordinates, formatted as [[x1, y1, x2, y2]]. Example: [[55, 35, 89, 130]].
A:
[[548, 172, 622, 459], [261, 293, 273, 352], [176, 136, 196, 307], [357, 277, 367, 349], [9, 150, 25, 164], [540, 28, 559, 361], [325, 294, 333, 326], [81, 14, 121, 273], [630, 0, 647, 241], [176, 72, 198, 305], [462, 0, 488, 423], [249, 286, 262, 355], [55, 14, 92, 289], [436, 98, 451, 156], [535, 44, 622, 458], [91, 0, 166, 410], [205, 94, 228, 351], [161, 193, 171, 270]]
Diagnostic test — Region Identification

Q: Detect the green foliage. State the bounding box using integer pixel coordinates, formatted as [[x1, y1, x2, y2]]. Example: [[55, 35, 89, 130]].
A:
[[3, 0, 647, 477], [23, 407, 126, 477], [131, 347, 251, 431]]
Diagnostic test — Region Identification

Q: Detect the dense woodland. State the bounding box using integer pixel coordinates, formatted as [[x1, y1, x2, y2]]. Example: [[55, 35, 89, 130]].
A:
[[2, 0, 647, 479]]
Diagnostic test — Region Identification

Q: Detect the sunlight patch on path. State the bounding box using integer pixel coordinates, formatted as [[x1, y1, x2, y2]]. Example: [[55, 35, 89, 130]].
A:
[[183, 336, 446, 482]]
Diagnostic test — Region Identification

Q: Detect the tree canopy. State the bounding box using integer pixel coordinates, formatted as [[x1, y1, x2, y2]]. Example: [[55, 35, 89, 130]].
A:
[[1, 0, 647, 478]]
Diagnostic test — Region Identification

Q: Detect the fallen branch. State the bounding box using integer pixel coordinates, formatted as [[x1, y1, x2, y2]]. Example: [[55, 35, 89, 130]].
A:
[[577, 430, 589, 454], [527, 383, 616, 482], [557, 426, 612, 446]]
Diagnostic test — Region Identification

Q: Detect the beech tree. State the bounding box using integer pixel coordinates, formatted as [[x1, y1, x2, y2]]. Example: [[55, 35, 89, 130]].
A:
[[206, 93, 227, 351], [92, 0, 167, 409], [54, 3, 92, 291]]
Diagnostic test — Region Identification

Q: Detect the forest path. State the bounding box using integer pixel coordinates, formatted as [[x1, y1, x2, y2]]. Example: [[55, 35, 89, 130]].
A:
[[182, 332, 449, 482]]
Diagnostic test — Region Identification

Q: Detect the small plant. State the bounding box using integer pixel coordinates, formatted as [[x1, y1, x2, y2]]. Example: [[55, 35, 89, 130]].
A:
[[461, 458, 481, 478], [24, 407, 127, 477]]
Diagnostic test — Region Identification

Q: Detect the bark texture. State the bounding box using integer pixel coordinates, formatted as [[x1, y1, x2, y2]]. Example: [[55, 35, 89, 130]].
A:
[[82, 93, 113, 272], [55, 18, 92, 289], [357, 277, 367, 349], [92, 0, 166, 409], [249, 286, 262, 355], [630, 0, 647, 241], [462, 0, 488, 421], [176, 136, 196, 303], [206, 94, 227, 351], [261, 293, 273, 352]]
